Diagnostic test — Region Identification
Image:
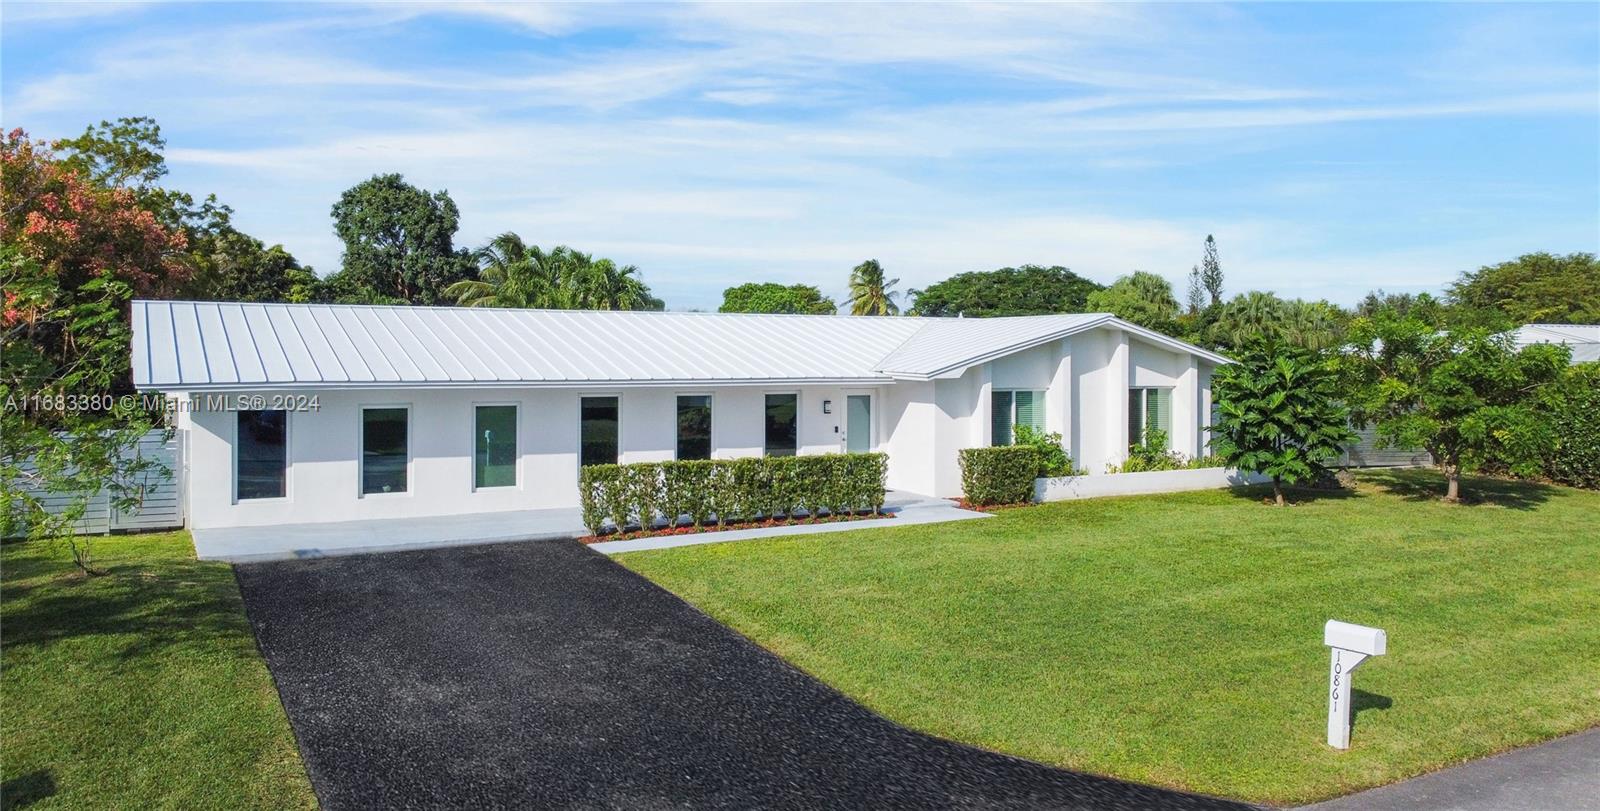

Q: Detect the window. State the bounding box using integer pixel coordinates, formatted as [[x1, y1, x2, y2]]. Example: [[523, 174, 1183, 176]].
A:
[[676, 395, 712, 460], [1129, 388, 1172, 448], [474, 405, 517, 488], [361, 407, 408, 495], [764, 394, 798, 456], [991, 389, 1044, 446], [581, 396, 619, 466], [236, 410, 286, 500]]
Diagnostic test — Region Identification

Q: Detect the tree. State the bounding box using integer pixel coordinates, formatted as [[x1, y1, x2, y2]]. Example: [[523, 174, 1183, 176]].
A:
[[182, 201, 314, 302], [446, 235, 661, 311], [1185, 264, 1204, 315], [719, 282, 836, 314], [846, 259, 900, 316], [1207, 292, 1345, 351], [1200, 234, 1223, 307], [1344, 311, 1569, 502], [1086, 271, 1180, 334], [908, 265, 1102, 317], [331, 174, 472, 304], [1211, 340, 1354, 506], [1448, 252, 1600, 326]]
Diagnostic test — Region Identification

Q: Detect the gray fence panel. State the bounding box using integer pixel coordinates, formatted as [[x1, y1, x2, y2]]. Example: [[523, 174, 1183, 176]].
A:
[[8, 429, 184, 537]]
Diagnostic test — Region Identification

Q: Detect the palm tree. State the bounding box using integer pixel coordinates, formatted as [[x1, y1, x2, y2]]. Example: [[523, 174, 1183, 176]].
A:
[[446, 232, 557, 308], [846, 259, 900, 316]]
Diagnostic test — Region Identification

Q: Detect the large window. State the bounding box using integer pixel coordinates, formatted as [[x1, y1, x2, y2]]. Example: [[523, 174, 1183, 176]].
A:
[[581, 396, 619, 466], [1129, 387, 1172, 448], [236, 410, 286, 500], [676, 395, 712, 460], [764, 394, 798, 457], [474, 405, 517, 488], [991, 389, 1044, 446], [361, 406, 408, 495]]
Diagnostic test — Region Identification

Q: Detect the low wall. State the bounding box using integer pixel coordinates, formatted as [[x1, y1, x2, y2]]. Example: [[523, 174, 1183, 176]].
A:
[[1035, 467, 1271, 502]]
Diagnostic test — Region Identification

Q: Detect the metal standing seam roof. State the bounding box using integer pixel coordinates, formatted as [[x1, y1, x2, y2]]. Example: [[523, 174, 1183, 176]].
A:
[[1511, 324, 1600, 364], [131, 300, 1227, 390]]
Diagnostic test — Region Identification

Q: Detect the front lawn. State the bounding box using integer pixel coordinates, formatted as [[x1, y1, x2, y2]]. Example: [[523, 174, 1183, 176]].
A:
[[1, 532, 315, 809], [619, 469, 1600, 806]]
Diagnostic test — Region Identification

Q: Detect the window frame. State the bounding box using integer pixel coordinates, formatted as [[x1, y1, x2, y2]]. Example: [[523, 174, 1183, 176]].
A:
[[471, 401, 520, 491], [358, 403, 412, 498], [674, 392, 715, 461], [578, 392, 624, 469], [763, 391, 800, 457], [991, 388, 1045, 446], [1128, 386, 1174, 449], [232, 408, 291, 504]]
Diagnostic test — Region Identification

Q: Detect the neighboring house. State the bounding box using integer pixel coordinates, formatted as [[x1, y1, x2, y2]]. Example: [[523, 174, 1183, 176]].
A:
[[1509, 323, 1600, 364], [130, 301, 1228, 530]]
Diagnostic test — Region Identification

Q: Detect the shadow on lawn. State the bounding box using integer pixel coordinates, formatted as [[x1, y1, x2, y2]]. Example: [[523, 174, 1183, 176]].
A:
[[1351, 689, 1394, 732], [1225, 483, 1360, 505], [1363, 468, 1557, 511], [0, 769, 57, 810]]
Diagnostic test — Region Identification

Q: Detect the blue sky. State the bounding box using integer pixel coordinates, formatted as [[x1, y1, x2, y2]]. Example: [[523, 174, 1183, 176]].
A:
[[5, 1, 1597, 311]]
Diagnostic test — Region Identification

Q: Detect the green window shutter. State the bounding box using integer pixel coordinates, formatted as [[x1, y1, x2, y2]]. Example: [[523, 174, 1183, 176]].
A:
[[1128, 388, 1144, 447], [1014, 390, 1044, 434], [991, 390, 1014, 446], [1145, 388, 1172, 447]]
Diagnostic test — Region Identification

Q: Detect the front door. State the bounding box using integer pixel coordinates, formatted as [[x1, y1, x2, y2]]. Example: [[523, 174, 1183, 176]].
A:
[[846, 394, 872, 453]]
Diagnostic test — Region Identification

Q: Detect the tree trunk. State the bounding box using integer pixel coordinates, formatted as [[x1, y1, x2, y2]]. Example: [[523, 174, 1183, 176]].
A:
[[1444, 463, 1460, 503], [1272, 476, 1285, 507]]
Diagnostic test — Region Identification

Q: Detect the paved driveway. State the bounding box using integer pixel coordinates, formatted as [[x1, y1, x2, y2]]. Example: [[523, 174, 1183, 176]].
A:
[[236, 540, 1256, 809]]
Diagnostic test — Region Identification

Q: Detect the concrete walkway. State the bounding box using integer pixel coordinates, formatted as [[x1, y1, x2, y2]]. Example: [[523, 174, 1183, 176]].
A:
[[589, 490, 990, 554], [194, 490, 985, 562], [1300, 728, 1599, 811]]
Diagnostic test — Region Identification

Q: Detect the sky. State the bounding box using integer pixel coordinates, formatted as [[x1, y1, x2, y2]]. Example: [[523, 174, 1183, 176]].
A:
[[4, 1, 1597, 312]]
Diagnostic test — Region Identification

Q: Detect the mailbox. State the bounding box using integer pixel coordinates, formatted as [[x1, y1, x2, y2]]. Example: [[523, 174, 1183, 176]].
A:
[[1324, 619, 1387, 750]]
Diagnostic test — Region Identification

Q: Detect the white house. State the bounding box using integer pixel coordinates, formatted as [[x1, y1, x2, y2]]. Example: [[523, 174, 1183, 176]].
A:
[[1509, 323, 1600, 364], [131, 300, 1230, 531]]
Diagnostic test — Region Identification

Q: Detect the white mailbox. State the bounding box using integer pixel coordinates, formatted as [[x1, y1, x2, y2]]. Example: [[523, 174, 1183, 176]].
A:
[[1324, 620, 1387, 750]]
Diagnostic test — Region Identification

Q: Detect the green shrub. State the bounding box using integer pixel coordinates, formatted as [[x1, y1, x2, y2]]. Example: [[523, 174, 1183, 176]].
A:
[[1013, 425, 1083, 477], [578, 453, 889, 534], [1545, 363, 1600, 489], [958, 446, 1040, 506], [1114, 428, 1187, 473]]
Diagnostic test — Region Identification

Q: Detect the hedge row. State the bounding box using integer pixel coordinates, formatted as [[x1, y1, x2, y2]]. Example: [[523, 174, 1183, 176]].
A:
[[578, 453, 888, 534], [1546, 363, 1600, 489], [958, 446, 1041, 506]]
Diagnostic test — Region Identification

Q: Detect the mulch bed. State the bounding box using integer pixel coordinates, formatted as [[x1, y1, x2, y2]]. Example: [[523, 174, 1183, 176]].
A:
[[581, 511, 892, 544]]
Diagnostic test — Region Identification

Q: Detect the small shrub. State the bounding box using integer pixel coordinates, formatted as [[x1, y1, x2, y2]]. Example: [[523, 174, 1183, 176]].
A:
[[1115, 428, 1186, 473], [1185, 454, 1228, 469], [1012, 425, 1083, 477], [959, 446, 1040, 506]]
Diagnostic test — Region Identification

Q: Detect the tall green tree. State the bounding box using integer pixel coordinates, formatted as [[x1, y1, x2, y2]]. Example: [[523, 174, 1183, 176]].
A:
[[1448, 252, 1600, 326], [446, 235, 660, 311], [1211, 340, 1354, 506], [719, 282, 836, 314], [1207, 292, 1345, 351], [846, 259, 900, 316], [331, 174, 471, 305], [1086, 271, 1180, 334], [1200, 234, 1224, 307], [908, 265, 1101, 317], [1185, 264, 1205, 316], [1345, 311, 1569, 502]]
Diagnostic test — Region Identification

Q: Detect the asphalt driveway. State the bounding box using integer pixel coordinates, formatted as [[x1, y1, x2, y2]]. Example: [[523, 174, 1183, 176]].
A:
[[236, 540, 1256, 809]]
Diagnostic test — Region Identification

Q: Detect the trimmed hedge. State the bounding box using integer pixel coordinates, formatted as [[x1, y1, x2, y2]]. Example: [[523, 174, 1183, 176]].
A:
[[958, 446, 1041, 506], [578, 452, 888, 535], [1546, 363, 1600, 489]]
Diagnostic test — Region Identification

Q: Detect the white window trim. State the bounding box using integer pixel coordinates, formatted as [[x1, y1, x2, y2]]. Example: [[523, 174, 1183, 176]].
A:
[[992, 388, 1045, 445], [359, 403, 413, 498], [232, 408, 292, 505], [471, 401, 521, 491], [674, 391, 715, 461], [763, 390, 801, 457], [1129, 386, 1175, 450], [578, 392, 624, 469]]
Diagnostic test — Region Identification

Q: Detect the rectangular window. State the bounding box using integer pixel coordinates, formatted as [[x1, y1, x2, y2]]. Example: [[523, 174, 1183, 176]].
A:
[[236, 410, 286, 500], [764, 394, 798, 456], [991, 389, 1044, 446], [361, 406, 408, 495], [676, 395, 712, 460], [1129, 388, 1173, 448], [474, 405, 517, 488], [581, 396, 619, 466]]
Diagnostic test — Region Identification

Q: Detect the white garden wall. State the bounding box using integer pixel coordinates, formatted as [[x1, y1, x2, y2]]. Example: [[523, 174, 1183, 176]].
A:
[[1034, 467, 1271, 502]]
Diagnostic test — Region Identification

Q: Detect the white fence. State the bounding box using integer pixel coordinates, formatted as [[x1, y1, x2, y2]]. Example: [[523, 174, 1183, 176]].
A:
[[1035, 467, 1271, 502], [8, 429, 184, 536], [1338, 426, 1433, 468]]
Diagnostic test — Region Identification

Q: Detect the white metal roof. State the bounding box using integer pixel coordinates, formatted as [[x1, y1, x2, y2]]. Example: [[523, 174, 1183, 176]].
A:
[[1511, 324, 1600, 364], [131, 300, 1227, 390]]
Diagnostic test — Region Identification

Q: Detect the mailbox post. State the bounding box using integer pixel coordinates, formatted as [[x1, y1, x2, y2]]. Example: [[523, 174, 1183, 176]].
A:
[[1324, 620, 1386, 750]]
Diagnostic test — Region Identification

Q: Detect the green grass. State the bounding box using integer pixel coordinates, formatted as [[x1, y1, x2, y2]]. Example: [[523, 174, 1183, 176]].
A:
[[1, 531, 315, 810], [619, 469, 1600, 805]]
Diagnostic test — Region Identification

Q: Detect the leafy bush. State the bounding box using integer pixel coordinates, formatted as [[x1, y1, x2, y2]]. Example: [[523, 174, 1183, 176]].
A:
[[958, 446, 1040, 506], [577, 452, 888, 535], [1012, 425, 1084, 477], [1114, 428, 1187, 473], [1185, 454, 1228, 469], [1544, 363, 1600, 489]]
